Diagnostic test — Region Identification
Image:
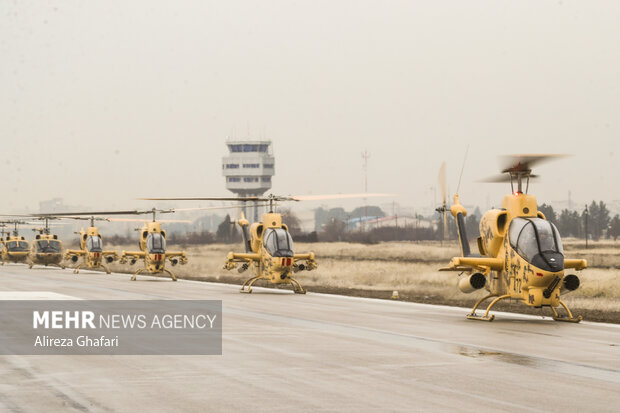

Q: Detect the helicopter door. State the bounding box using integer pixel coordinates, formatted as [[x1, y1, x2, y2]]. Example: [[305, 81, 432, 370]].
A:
[[86, 236, 103, 253], [263, 229, 294, 257], [508, 218, 564, 272], [146, 233, 166, 254]]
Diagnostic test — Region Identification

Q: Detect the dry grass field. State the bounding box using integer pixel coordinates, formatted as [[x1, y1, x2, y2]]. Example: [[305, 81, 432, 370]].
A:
[[105, 239, 620, 323]]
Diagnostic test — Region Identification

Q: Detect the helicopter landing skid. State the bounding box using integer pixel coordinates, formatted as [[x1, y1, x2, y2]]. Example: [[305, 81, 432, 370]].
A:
[[240, 275, 262, 293], [551, 300, 582, 323], [466, 293, 511, 322], [290, 277, 306, 294]]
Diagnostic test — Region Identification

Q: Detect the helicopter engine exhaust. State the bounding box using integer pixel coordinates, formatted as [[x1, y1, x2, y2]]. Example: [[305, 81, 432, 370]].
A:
[[106, 256, 114, 263], [237, 263, 249, 273], [458, 273, 486, 293], [561, 274, 580, 292], [170, 258, 179, 266], [71, 255, 78, 263]]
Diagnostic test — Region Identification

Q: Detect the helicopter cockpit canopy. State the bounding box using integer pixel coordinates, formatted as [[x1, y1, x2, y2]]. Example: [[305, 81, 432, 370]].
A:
[[6, 240, 29, 252], [509, 217, 564, 272], [263, 228, 294, 257], [146, 233, 166, 254], [36, 239, 61, 253], [86, 236, 103, 253]]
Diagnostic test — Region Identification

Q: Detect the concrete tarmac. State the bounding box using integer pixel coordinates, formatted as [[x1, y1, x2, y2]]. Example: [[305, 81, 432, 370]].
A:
[[0, 264, 619, 412]]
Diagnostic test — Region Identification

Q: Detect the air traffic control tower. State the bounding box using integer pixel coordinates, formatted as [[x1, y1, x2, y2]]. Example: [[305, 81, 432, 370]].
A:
[[222, 140, 275, 221]]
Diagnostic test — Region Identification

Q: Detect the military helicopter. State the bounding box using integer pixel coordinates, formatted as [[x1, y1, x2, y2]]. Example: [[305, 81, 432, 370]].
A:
[[33, 210, 138, 274], [117, 208, 190, 281], [440, 155, 587, 322], [0, 221, 31, 265], [28, 217, 66, 269], [140, 193, 391, 293], [60, 214, 131, 274]]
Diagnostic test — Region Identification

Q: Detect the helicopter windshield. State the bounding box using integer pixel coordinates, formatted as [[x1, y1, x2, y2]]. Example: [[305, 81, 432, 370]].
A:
[[6, 241, 29, 252], [263, 228, 294, 257], [36, 240, 61, 253], [146, 233, 166, 254], [508, 218, 563, 272], [86, 236, 103, 252]]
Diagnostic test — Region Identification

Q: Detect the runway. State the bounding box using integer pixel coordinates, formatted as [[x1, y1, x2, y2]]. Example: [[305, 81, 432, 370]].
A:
[[0, 264, 619, 412]]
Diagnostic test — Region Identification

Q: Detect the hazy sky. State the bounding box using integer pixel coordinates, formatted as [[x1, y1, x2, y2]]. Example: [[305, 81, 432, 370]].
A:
[[2, 1, 619, 215]]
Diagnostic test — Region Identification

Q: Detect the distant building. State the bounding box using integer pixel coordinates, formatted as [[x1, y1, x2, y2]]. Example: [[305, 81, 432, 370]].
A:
[[222, 140, 275, 220], [39, 198, 67, 213]]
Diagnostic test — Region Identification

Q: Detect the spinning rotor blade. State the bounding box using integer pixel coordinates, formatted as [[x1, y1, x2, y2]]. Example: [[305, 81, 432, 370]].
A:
[[33, 210, 141, 217], [288, 193, 393, 201], [480, 174, 540, 183], [138, 193, 394, 203], [107, 218, 192, 223], [499, 154, 570, 174], [172, 203, 271, 212]]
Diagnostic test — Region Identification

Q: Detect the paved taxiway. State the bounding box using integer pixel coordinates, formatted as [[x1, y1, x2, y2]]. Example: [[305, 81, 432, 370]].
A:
[[0, 264, 619, 412]]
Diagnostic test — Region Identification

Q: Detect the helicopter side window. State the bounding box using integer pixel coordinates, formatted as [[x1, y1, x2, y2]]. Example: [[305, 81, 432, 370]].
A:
[[508, 218, 528, 250], [86, 236, 103, 253], [146, 233, 166, 254], [263, 229, 294, 257]]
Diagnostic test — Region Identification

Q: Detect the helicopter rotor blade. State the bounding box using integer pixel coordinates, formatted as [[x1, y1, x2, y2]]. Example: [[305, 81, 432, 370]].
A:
[[480, 174, 540, 183], [499, 154, 570, 174], [438, 162, 447, 206], [288, 193, 394, 201], [138, 193, 394, 203], [107, 218, 192, 223]]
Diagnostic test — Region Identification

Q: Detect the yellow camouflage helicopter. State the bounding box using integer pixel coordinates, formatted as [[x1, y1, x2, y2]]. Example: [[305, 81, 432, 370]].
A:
[[440, 155, 587, 322], [0, 221, 31, 265], [29, 217, 66, 269], [51, 211, 139, 274], [117, 208, 190, 281], [141, 193, 391, 293]]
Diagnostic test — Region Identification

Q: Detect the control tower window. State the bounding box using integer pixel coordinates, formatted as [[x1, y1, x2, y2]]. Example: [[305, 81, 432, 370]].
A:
[[243, 163, 260, 168]]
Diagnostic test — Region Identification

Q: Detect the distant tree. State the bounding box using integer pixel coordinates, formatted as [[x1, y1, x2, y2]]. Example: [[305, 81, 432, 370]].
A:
[[558, 209, 582, 238], [538, 203, 557, 223], [586, 201, 610, 240], [314, 207, 347, 232], [280, 209, 302, 236], [216, 214, 238, 243], [350, 206, 385, 219], [465, 207, 481, 240], [320, 218, 347, 242], [609, 215, 620, 241]]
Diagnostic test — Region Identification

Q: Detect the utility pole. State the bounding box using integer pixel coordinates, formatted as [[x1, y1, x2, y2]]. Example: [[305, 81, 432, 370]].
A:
[[584, 204, 589, 249], [362, 149, 370, 232]]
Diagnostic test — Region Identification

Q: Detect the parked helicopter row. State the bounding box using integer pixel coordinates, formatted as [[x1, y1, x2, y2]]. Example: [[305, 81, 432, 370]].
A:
[[0, 155, 588, 322]]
